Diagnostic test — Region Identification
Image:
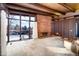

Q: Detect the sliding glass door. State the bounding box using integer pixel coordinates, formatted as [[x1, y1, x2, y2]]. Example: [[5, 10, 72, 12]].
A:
[[21, 16, 29, 39], [30, 17, 36, 39], [9, 15, 20, 41]]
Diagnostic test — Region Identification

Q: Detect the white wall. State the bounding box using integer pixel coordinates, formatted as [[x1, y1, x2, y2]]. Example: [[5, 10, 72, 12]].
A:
[[1, 10, 7, 56]]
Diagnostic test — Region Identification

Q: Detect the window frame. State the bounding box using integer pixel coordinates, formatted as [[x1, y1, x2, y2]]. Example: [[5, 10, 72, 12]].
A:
[[7, 14, 36, 42]]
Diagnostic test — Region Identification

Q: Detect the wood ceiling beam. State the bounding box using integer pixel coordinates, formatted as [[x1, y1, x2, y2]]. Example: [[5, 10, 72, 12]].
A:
[[59, 3, 75, 12], [14, 3, 59, 15], [30, 3, 65, 15], [8, 8, 37, 16], [6, 3, 57, 16]]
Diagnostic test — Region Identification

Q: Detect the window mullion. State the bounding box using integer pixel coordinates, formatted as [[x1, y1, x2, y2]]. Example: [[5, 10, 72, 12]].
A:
[[20, 15, 21, 40], [29, 16, 30, 39], [7, 14, 9, 42]]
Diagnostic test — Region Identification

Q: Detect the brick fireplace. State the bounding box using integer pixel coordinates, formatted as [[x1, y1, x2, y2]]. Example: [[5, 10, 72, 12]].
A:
[[37, 15, 52, 38]]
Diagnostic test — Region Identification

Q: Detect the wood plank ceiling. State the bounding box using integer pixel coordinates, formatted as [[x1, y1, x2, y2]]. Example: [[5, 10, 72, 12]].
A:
[[5, 3, 79, 16]]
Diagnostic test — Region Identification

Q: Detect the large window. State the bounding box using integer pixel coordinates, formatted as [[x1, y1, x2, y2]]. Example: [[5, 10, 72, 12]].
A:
[[7, 14, 36, 42]]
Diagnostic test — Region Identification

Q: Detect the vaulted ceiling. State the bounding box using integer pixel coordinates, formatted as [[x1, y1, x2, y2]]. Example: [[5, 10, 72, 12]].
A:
[[65, 3, 79, 10], [5, 3, 79, 16]]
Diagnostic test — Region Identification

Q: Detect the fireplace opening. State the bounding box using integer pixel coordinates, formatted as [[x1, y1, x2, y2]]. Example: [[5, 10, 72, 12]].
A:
[[42, 32, 48, 37]]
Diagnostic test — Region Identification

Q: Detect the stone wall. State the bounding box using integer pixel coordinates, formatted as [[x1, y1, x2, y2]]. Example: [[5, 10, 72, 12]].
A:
[[1, 10, 7, 56]]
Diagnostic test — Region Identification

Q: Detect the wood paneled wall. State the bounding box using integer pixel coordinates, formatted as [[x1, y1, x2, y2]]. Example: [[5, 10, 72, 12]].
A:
[[52, 16, 76, 39]]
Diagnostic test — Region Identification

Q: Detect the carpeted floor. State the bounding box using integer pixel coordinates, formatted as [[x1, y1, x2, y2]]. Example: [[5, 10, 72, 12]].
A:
[[7, 36, 75, 56]]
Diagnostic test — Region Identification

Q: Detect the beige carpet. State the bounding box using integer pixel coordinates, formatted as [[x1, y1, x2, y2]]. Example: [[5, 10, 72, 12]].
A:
[[7, 36, 75, 56]]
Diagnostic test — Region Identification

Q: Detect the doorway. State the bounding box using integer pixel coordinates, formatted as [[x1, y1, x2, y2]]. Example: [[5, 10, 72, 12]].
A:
[[76, 23, 79, 37]]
